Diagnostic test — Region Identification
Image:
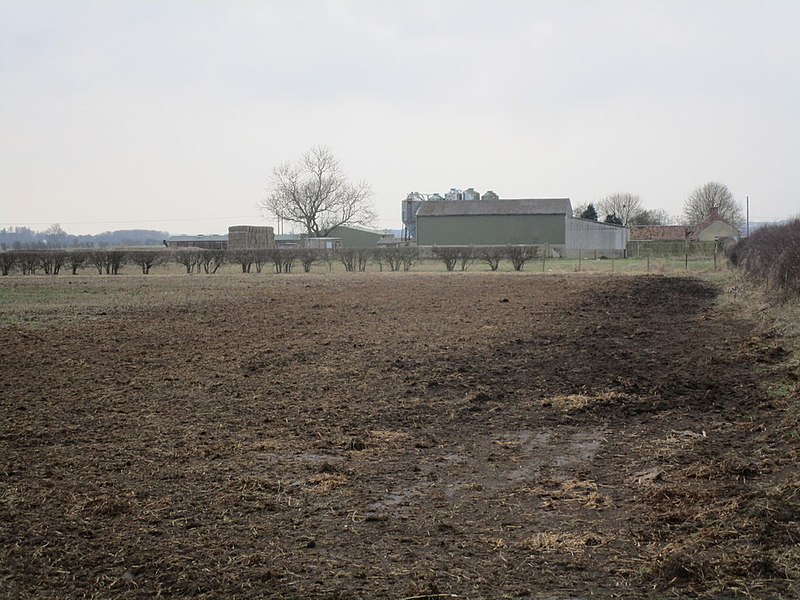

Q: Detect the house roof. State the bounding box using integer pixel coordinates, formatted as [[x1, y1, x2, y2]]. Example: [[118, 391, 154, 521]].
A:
[[415, 198, 571, 218], [692, 208, 737, 238]]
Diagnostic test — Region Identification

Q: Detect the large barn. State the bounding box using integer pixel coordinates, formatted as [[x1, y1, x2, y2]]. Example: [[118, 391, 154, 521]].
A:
[[414, 197, 628, 257], [415, 198, 571, 246]]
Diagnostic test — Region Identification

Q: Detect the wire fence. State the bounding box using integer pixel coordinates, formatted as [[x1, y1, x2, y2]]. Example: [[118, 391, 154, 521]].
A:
[[0, 244, 730, 277]]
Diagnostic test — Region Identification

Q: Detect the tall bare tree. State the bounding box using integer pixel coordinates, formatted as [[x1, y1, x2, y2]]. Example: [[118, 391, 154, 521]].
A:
[[597, 193, 642, 226], [683, 182, 742, 227], [260, 145, 375, 238], [628, 208, 674, 226]]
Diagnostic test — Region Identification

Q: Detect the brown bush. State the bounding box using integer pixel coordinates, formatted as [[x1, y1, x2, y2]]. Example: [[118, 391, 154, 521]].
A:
[[728, 219, 800, 296]]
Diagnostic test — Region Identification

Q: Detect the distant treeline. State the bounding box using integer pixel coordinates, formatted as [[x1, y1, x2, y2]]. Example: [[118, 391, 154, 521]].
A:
[[0, 226, 170, 250]]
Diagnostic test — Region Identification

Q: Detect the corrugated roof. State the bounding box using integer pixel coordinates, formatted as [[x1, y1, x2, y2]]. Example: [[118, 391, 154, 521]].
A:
[[415, 198, 571, 217], [168, 234, 228, 242], [629, 226, 690, 241]]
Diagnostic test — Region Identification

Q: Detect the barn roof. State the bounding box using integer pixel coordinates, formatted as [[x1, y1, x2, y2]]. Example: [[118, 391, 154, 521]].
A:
[[415, 198, 571, 217], [168, 234, 228, 242]]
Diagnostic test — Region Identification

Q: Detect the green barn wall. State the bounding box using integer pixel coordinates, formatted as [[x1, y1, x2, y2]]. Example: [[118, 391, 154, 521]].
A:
[[327, 226, 382, 248], [416, 214, 566, 246]]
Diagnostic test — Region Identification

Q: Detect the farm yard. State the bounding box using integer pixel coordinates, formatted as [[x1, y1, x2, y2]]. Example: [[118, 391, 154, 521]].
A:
[[0, 272, 798, 599]]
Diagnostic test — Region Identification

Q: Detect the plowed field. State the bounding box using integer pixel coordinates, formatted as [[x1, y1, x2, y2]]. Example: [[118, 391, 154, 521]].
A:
[[1, 273, 797, 599]]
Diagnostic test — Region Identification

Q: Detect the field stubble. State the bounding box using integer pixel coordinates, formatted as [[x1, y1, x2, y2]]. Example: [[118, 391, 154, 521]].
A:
[[0, 272, 797, 599]]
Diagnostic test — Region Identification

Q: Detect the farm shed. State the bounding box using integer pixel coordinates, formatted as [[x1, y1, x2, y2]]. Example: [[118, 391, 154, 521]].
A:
[[565, 218, 629, 258], [227, 225, 274, 250], [326, 225, 398, 248], [166, 235, 228, 250], [415, 198, 572, 247]]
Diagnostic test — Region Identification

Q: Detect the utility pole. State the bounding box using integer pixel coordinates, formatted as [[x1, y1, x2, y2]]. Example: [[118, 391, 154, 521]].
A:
[[746, 195, 750, 237]]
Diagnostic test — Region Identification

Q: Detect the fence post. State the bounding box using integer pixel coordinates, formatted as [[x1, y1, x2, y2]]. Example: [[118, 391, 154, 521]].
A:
[[685, 252, 689, 271], [578, 249, 582, 272], [647, 254, 650, 273]]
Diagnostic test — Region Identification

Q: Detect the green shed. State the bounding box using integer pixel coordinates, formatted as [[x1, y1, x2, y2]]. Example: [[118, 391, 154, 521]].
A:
[[327, 225, 395, 248], [415, 198, 571, 246]]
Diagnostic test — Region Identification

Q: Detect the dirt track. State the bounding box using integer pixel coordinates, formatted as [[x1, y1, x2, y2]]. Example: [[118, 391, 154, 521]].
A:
[[1, 273, 797, 599]]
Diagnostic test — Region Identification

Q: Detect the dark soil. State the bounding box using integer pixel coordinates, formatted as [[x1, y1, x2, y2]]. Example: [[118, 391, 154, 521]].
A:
[[1, 273, 797, 599]]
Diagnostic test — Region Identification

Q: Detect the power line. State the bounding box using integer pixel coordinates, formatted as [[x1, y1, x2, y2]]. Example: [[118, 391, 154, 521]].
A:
[[0, 216, 401, 227], [0, 215, 264, 227]]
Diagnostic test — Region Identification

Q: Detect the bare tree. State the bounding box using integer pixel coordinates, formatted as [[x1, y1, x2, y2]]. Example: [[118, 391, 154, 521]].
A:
[[230, 250, 255, 273], [336, 248, 370, 272], [39, 251, 67, 275], [479, 246, 505, 271], [173, 250, 201, 274], [1, 253, 17, 276], [628, 208, 674, 226], [299, 249, 320, 273], [266, 249, 297, 273], [129, 250, 168, 274], [44, 224, 68, 249], [261, 145, 375, 238], [68, 251, 87, 275], [376, 247, 415, 272], [399, 246, 418, 271], [458, 246, 475, 271], [19, 253, 39, 275], [506, 245, 539, 271], [684, 182, 742, 227], [432, 246, 460, 271], [198, 250, 226, 274], [597, 193, 642, 226]]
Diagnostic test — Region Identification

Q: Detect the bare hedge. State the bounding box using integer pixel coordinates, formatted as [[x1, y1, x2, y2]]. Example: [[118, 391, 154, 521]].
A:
[[728, 219, 800, 296]]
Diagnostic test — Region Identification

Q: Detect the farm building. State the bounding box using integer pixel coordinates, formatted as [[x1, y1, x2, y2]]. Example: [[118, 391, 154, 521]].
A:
[[692, 207, 739, 241], [413, 196, 628, 257], [227, 225, 274, 250], [630, 209, 739, 243], [166, 234, 228, 250], [566, 218, 629, 258], [415, 198, 571, 246], [273, 226, 398, 249], [326, 225, 399, 248], [275, 234, 303, 248]]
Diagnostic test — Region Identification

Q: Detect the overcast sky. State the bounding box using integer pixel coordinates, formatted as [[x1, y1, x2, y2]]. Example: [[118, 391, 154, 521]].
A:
[[1, 0, 798, 235]]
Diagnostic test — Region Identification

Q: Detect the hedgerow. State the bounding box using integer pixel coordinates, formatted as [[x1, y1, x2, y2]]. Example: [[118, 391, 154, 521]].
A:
[[728, 219, 800, 296]]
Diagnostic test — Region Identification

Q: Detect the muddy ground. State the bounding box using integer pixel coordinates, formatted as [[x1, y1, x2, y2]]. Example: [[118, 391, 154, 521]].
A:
[[1, 273, 797, 599]]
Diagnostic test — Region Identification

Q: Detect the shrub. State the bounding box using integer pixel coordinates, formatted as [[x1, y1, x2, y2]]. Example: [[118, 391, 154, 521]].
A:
[[0, 252, 17, 276], [478, 246, 505, 271], [507, 245, 539, 271], [728, 219, 800, 296], [432, 246, 461, 271], [129, 250, 169, 274]]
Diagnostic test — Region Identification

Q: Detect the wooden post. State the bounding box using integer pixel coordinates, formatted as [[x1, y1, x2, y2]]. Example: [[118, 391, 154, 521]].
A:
[[685, 252, 689, 271]]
